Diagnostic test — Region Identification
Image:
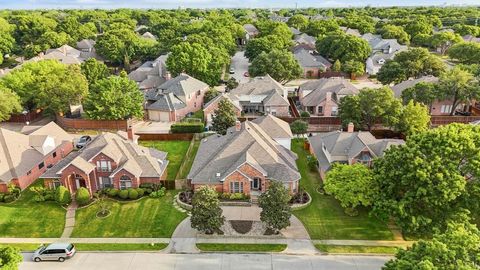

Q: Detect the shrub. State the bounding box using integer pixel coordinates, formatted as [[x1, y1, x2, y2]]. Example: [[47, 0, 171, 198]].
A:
[[3, 195, 15, 203], [136, 188, 145, 197], [171, 122, 204, 133], [55, 186, 71, 205], [306, 155, 318, 171], [229, 193, 245, 200], [300, 111, 310, 117], [118, 189, 129, 199], [128, 188, 139, 200], [107, 188, 119, 198], [0, 193, 5, 202], [76, 187, 91, 206], [44, 190, 55, 201], [149, 187, 166, 198]]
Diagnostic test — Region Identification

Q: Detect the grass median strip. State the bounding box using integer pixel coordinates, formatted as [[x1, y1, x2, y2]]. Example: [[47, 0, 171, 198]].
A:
[[0, 243, 168, 252], [315, 244, 402, 254], [196, 243, 287, 252]]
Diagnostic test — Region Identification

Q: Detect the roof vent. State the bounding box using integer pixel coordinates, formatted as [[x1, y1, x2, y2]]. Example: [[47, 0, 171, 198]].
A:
[[216, 173, 221, 177]]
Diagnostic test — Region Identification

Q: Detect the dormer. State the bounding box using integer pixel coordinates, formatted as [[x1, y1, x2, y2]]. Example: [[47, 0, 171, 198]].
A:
[[377, 58, 386, 65]]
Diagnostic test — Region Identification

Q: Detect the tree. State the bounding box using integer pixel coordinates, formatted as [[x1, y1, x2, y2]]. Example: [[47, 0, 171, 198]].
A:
[[75, 187, 90, 206], [435, 67, 480, 115], [80, 58, 110, 87], [396, 100, 431, 136], [95, 28, 144, 70], [203, 88, 220, 104], [452, 24, 480, 37], [211, 99, 237, 135], [248, 49, 302, 84], [11, 14, 58, 57], [316, 34, 371, 64], [429, 32, 462, 55], [377, 48, 445, 85], [1, 60, 88, 114], [166, 42, 211, 82], [448, 42, 480, 64], [0, 86, 22, 122], [324, 163, 375, 215], [304, 19, 340, 37], [245, 35, 286, 60], [225, 78, 239, 92], [405, 17, 433, 40], [372, 124, 480, 235], [287, 14, 309, 31], [0, 245, 22, 270], [258, 180, 291, 234], [401, 82, 437, 108], [384, 222, 480, 270], [338, 87, 402, 131], [190, 186, 225, 234], [378, 24, 410, 45], [290, 120, 308, 137], [83, 75, 144, 120], [332, 60, 341, 72], [341, 60, 364, 79]]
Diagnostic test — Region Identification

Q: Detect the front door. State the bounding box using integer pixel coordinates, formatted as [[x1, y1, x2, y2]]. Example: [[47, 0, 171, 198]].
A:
[[251, 178, 260, 190]]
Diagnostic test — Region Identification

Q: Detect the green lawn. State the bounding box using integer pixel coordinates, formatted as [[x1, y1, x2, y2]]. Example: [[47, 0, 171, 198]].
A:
[[292, 139, 394, 240], [177, 140, 201, 179], [0, 180, 66, 237], [0, 243, 167, 252], [196, 243, 287, 252], [71, 191, 187, 237], [315, 244, 401, 254], [140, 141, 191, 180]]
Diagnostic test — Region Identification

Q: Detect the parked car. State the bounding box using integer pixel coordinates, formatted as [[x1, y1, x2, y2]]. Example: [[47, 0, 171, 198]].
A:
[[244, 72, 249, 77], [32, 243, 76, 262], [76, 135, 92, 149], [229, 67, 235, 74]]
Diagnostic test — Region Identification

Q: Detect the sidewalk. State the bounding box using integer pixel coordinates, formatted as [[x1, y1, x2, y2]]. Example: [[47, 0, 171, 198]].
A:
[[313, 240, 414, 247], [0, 238, 170, 244]]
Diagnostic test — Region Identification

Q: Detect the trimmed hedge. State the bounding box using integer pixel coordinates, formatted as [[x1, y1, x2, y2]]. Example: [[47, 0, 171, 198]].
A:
[[55, 186, 71, 205], [76, 187, 91, 206], [171, 122, 204, 133]]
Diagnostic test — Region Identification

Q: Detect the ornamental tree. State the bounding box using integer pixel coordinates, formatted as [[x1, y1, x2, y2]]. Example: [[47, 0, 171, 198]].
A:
[[190, 186, 225, 234], [258, 180, 292, 234], [290, 120, 308, 137], [0, 245, 22, 270], [248, 49, 302, 84], [211, 99, 237, 135], [324, 163, 376, 215], [83, 75, 144, 120], [372, 124, 480, 235]]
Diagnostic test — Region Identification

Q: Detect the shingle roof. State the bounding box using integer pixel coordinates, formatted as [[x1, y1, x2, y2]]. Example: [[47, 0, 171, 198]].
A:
[[128, 55, 168, 89], [188, 120, 300, 184], [300, 78, 358, 106], [230, 74, 285, 97], [251, 114, 293, 139], [290, 27, 302, 36], [294, 33, 316, 46], [76, 39, 96, 50], [390, 76, 439, 98], [361, 33, 406, 53], [243, 24, 259, 34], [294, 48, 331, 69]]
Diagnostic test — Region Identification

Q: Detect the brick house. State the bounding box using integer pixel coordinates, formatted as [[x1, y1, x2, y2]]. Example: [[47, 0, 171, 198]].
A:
[[188, 116, 299, 199], [0, 122, 74, 192], [203, 94, 242, 128], [307, 123, 404, 179], [42, 131, 168, 195], [298, 77, 359, 116], [145, 73, 209, 122]]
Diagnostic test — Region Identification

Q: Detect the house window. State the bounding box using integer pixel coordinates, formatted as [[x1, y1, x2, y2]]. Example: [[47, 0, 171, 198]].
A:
[[197, 90, 201, 96], [331, 107, 338, 116], [38, 162, 45, 170], [194, 102, 197, 107], [357, 152, 372, 165], [27, 170, 32, 176], [441, 105, 453, 114], [99, 177, 113, 189], [52, 152, 57, 158], [119, 175, 132, 190], [96, 160, 112, 172], [52, 180, 61, 189], [230, 182, 243, 193], [318, 106, 323, 114]]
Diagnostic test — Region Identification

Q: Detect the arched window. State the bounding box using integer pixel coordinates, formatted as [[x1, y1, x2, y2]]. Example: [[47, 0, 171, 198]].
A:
[[119, 175, 132, 190]]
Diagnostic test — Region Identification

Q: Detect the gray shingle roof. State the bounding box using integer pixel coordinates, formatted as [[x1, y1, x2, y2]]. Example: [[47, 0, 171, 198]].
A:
[[300, 78, 358, 106], [294, 48, 331, 69], [391, 76, 439, 98], [188, 120, 300, 184], [230, 74, 285, 97], [243, 24, 259, 35], [294, 33, 316, 46], [251, 115, 293, 139]]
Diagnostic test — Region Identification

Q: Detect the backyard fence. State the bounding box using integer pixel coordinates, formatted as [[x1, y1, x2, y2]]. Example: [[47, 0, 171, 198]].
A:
[[55, 115, 131, 131], [7, 110, 43, 123], [136, 133, 194, 141]]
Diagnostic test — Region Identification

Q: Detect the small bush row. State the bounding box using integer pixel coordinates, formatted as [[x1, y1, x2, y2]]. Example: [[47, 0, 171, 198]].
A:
[[101, 186, 166, 200], [218, 192, 250, 201], [0, 184, 21, 203], [171, 122, 204, 133]]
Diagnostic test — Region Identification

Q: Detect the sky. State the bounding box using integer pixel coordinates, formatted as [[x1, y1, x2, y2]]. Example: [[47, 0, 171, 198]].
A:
[[0, 0, 478, 9]]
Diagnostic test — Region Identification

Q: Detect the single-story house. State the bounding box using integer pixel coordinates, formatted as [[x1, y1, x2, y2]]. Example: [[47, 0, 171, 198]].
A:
[[0, 122, 74, 192], [188, 118, 300, 197], [298, 77, 358, 116], [42, 131, 168, 195], [308, 123, 405, 178], [145, 73, 209, 122], [294, 48, 332, 78]]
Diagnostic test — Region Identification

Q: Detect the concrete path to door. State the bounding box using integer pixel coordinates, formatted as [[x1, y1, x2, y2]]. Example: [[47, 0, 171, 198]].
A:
[[60, 200, 78, 238]]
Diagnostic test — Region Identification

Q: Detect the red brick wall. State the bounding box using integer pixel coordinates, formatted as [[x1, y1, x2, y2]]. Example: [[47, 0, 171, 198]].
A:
[[0, 183, 7, 193], [223, 171, 252, 195], [111, 169, 140, 189]]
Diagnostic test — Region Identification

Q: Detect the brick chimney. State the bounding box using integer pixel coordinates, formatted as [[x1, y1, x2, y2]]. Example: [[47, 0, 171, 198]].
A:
[[347, 122, 354, 133], [235, 120, 241, 131], [325, 92, 332, 102], [127, 125, 135, 141]]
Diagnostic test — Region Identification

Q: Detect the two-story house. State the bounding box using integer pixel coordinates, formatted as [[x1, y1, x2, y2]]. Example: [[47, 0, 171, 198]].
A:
[[362, 33, 408, 75], [144, 73, 209, 122], [42, 131, 168, 195], [308, 123, 404, 178], [128, 54, 170, 91], [298, 77, 359, 116]]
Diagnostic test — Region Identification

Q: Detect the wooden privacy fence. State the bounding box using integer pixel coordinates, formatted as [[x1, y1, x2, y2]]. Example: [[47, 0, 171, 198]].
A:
[[136, 133, 194, 141], [7, 110, 43, 123], [55, 115, 130, 131], [430, 116, 480, 126]]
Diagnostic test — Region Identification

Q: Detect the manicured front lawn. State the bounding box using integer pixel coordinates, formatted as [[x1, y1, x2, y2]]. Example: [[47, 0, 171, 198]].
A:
[[292, 139, 394, 240], [71, 191, 187, 237], [0, 243, 168, 252], [0, 180, 65, 238], [315, 244, 401, 254], [196, 243, 287, 252], [140, 140, 191, 180]]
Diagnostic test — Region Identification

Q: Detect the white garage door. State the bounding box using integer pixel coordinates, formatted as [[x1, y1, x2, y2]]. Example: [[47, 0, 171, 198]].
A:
[[149, 111, 170, 122]]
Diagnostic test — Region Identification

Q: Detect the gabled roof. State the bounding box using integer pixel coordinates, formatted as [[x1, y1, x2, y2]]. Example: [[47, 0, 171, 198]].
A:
[[243, 24, 259, 34], [128, 55, 168, 89], [251, 114, 293, 139], [290, 27, 302, 36], [230, 74, 285, 97], [294, 48, 331, 69], [188, 120, 300, 184], [150, 73, 208, 102], [204, 94, 242, 111], [391, 76, 439, 98], [76, 39, 96, 50], [300, 78, 358, 106], [42, 132, 168, 179], [294, 33, 316, 46], [361, 33, 406, 54]]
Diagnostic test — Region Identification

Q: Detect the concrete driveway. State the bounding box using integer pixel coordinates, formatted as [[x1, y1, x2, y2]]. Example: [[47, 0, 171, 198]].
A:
[[230, 51, 250, 84], [20, 252, 390, 270], [221, 205, 261, 221]]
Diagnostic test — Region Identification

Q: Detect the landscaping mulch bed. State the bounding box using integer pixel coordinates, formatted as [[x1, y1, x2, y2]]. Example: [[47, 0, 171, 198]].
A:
[[230, 220, 253, 234]]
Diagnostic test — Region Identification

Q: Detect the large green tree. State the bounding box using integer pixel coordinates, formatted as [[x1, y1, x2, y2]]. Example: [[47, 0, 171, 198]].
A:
[[190, 186, 225, 234], [287, 14, 309, 31], [448, 42, 480, 64], [429, 31, 463, 55], [0, 245, 22, 270], [304, 19, 340, 37], [401, 82, 437, 108], [166, 42, 213, 84], [211, 99, 237, 135], [395, 100, 431, 137], [258, 180, 292, 234], [384, 222, 480, 270], [83, 75, 144, 120], [316, 33, 371, 64], [373, 124, 480, 235], [378, 24, 410, 45], [80, 58, 110, 87], [248, 49, 302, 84], [0, 85, 22, 122], [245, 35, 286, 60]]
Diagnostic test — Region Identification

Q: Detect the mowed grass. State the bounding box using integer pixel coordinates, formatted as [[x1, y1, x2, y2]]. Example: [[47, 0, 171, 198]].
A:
[[0, 180, 65, 237], [315, 244, 401, 254], [177, 140, 201, 179], [0, 243, 168, 251], [140, 140, 191, 180], [196, 243, 287, 252], [71, 191, 187, 237], [292, 139, 394, 240]]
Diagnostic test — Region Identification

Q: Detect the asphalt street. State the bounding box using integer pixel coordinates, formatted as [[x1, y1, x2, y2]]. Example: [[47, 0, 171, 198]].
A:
[[20, 252, 390, 270], [230, 51, 250, 84]]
